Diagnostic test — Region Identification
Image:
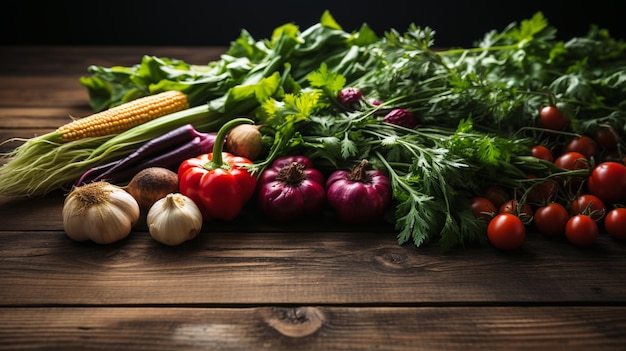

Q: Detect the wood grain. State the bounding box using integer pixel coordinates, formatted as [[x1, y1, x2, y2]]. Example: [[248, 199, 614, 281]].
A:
[[0, 46, 227, 76], [1, 191, 625, 306], [1, 306, 625, 351]]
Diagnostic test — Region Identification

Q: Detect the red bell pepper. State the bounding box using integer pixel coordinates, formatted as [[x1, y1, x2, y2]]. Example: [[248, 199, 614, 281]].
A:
[[178, 118, 258, 221]]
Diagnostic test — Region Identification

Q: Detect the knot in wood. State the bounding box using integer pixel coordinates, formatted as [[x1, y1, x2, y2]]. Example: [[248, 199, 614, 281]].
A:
[[264, 306, 324, 338], [374, 249, 411, 270]]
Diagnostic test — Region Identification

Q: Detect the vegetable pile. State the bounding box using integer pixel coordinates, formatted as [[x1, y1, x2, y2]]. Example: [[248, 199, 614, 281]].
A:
[[1, 11, 626, 250]]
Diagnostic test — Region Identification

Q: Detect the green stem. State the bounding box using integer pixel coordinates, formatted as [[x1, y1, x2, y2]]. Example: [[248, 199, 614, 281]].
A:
[[208, 117, 254, 168], [250, 128, 297, 174], [437, 43, 520, 56], [375, 151, 414, 196]]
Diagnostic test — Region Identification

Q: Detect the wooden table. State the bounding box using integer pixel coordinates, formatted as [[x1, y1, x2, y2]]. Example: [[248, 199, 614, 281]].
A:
[[1, 46, 625, 351]]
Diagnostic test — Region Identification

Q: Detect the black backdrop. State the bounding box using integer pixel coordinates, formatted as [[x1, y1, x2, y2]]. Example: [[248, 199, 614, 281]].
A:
[[3, 1, 625, 47]]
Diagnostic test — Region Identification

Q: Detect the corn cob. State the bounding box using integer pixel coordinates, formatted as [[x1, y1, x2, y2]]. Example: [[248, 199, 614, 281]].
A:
[[57, 90, 189, 141]]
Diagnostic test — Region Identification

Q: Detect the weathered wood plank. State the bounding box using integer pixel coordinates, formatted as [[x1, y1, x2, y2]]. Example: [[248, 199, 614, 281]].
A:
[[0, 46, 227, 76], [0, 108, 93, 128], [1, 218, 625, 305], [0, 77, 91, 108], [1, 306, 624, 351]]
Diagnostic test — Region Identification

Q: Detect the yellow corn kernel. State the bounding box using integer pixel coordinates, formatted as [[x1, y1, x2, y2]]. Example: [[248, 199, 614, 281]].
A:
[[57, 90, 189, 141]]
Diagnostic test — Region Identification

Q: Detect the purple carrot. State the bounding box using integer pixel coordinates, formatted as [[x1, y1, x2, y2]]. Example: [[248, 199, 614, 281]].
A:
[[76, 123, 213, 185], [75, 160, 119, 185], [94, 133, 219, 184]]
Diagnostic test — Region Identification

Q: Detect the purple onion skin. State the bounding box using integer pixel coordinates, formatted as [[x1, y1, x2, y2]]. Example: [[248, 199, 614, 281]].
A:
[[383, 108, 418, 129], [326, 163, 392, 224], [257, 156, 326, 222], [338, 87, 364, 109]]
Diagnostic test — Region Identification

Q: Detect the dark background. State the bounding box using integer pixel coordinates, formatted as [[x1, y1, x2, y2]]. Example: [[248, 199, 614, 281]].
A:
[[3, 1, 625, 47]]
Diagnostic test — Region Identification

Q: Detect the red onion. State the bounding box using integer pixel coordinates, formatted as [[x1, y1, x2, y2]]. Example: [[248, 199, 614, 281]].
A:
[[383, 108, 418, 129], [326, 159, 392, 223], [338, 87, 364, 109], [256, 155, 326, 222]]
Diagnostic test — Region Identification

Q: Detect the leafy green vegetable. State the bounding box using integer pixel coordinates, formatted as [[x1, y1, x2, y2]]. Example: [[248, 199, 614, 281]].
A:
[[80, 10, 377, 111]]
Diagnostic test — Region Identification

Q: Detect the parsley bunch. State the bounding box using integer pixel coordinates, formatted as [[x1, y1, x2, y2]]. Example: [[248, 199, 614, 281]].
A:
[[251, 12, 625, 250], [254, 82, 534, 250]]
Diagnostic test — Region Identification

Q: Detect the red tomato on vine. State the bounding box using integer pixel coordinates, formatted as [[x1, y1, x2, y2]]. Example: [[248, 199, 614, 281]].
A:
[[586, 162, 626, 205], [484, 185, 509, 209], [470, 196, 497, 222], [534, 202, 569, 236], [565, 214, 598, 247], [554, 152, 589, 171], [571, 194, 606, 222], [525, 175, 558, 204], [593, 126, 619, 152], [531, 145, 554, 162], [604, 208, 626, 240], [487, 213, 526, 250], [499, 199, 533, 222], [563, 135, 599, 161], [539, 105, 569, 131]]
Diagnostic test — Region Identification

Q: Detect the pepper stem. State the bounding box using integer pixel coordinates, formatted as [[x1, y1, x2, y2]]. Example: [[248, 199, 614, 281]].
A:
[[208, 117, 255, 168], [347, 159, 372, 183]]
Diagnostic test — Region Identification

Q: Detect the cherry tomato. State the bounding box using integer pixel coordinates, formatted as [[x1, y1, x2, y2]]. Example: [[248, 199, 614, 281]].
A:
[[484, 185, 509, 209], [534, 202, 570, 236], [554, 151, 589, 194], [470, 196, 497, 222], [586, 162, 626, 205], [500, 199, 533, 221], [531, 145, 554, 162], [604, 207, 626, 240], [539, 105, 569, 131], [594, 126, 619, 151], [487, 213, 526, 250], [571, 194, 606, 221], [525, 175, 558, 204], [601, 148, 624, 163], [565, 214, 599, 247], [563, 135, 599, 161], [554, 151, 589, 171]]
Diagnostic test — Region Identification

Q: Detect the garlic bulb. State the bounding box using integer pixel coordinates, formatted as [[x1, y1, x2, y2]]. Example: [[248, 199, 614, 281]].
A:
[[63, 181, 140, 244], [147, 193, 203, 246]]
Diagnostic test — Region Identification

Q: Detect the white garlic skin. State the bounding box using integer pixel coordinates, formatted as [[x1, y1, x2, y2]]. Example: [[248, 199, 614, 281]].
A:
[[147, 193, 203, 246], [63, 181, 140, 244]]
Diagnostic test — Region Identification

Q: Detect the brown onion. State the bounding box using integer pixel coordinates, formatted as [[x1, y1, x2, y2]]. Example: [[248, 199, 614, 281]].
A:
[[225, 124, 263, 160]]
